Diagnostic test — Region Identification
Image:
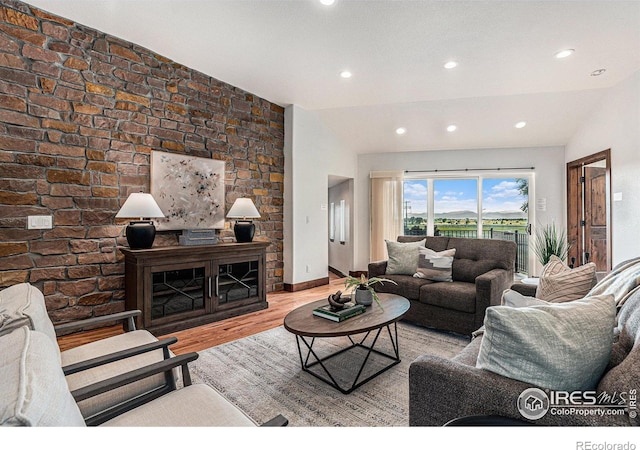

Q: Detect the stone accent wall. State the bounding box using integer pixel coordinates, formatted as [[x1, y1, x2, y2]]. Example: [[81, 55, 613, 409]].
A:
[[0, 1, 285, 324]]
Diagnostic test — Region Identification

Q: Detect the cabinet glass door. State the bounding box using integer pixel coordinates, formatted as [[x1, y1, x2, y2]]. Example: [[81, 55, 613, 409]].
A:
[[149, 263, 209, 322], [216, 259, 259, 307]]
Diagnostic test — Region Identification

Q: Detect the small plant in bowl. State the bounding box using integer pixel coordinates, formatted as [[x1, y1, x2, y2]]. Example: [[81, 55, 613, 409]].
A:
[[344, 274, 397, 310]]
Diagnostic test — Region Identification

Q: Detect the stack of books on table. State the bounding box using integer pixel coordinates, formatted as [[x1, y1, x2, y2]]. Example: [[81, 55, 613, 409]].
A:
[[312, 302, 366, 322]]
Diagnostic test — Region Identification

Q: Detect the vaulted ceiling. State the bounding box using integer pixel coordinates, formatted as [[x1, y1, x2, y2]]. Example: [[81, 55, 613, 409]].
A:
[[24, 0, 640, 153]]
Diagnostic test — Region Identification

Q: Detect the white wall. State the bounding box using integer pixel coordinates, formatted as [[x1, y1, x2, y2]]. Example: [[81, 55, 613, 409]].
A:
[[286, 71, 639, 281], [565, 70, 640, 265], [284, 105, 357, 285], [355, 146, 566, 272]]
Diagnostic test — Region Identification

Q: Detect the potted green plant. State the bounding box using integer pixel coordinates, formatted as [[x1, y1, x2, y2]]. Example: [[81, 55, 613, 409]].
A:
[[532, 222, 570, 266], [344, 274, 397, 309]]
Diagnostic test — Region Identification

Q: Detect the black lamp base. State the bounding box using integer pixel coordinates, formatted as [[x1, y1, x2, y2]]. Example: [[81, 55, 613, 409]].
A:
[[125, 221, 156, 249], [234, 221, 255, 243]]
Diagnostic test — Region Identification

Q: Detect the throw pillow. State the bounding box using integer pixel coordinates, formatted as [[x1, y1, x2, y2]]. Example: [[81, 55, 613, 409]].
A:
[[414, 247, 455, 281], [476, 294, 616, 392], [0, 283, 60, 359], [473, 290, 547, 339], [385, 239, 425, 275], [536, 255, 597, 302], [501, 289, 548, 307]]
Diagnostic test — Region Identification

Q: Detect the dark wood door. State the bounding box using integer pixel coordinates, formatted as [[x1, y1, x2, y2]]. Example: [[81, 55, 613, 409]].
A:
[[584, 166, 609, 272], [566, 149, 611, 275]]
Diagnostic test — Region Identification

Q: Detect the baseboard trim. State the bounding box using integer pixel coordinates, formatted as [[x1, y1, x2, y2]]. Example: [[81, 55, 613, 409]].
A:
[[328, 266, 346, 278], [349, 270, 368, 278], [284, 277, 329, 292]]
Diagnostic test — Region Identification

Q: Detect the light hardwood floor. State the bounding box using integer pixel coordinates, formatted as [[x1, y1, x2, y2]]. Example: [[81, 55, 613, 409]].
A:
[[56, 274, 346, 355]]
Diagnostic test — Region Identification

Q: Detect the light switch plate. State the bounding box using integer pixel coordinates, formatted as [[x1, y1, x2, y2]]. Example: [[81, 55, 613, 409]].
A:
[[28, 215, 53, 229], [613, 192, 623, 202]]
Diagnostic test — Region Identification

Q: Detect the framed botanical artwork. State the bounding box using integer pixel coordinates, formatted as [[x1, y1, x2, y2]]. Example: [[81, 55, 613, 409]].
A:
[[151, 150, 225, 231]]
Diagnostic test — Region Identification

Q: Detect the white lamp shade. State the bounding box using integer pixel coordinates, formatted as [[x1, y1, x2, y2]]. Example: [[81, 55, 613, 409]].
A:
[[226, 198, 260, 219], [115, 193, 165, 219]]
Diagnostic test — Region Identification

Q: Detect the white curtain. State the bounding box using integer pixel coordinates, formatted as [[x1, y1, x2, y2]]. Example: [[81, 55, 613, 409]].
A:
[[370, 171, 404, 262]]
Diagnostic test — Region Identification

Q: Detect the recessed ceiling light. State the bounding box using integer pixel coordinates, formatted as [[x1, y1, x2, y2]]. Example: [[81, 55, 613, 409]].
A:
[[590, 68, 607, 77], [447, 125, 457, 132], [444, 61, 458, 69], [339, 70, 352, 79], [320, 0, 335, 5], [395, 127, 407, 135], [554, 49, 575, 59], [515, 121, 527, 129]]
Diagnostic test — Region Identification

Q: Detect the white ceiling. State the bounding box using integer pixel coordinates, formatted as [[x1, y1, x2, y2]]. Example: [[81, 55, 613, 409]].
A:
[[24, 0, 640, 153]]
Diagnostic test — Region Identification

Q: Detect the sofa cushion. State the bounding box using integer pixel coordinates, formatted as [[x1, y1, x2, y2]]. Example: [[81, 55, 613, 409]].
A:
[[0, 283, 60, 359], [397, 235, 449, 250], [587, 257, 640, 307], [385, 239, 425, 275], [0, 326, 85, 426], [418, 236, 450, 252], [101, 383, 256, 427], [594, 285, 639, 425], [597, 340, 640, 426], [62, 330, 173, 420], [373, 274, 433, 300], [447, 238, 515, 283], [606, 288, 640, 371], [420, 281, 476, 313], [476, 294, 616, 392], [414, 247, 455, 282], [536, 255, 597, 302]]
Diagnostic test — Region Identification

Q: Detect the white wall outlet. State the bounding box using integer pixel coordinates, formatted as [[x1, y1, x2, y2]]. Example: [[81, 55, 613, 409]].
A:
[[305, 265, 310, 273], [27, 215, 53, 229], [613, 192, 623, 202]]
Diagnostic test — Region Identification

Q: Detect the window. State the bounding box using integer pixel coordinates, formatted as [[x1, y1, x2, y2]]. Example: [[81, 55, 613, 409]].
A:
[[403, 174, 531, 274], [403, 180, 427, 236]]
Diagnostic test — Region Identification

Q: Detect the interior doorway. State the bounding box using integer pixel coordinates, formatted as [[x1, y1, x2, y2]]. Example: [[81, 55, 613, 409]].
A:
[[328, 175, 354, 278], [566, 149, 612, 276]]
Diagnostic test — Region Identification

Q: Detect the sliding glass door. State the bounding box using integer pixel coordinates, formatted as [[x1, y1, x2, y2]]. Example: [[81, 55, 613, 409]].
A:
[[481, 178, 529, 273], [434, 179, 478, 238], [403, 174, 531, 274]]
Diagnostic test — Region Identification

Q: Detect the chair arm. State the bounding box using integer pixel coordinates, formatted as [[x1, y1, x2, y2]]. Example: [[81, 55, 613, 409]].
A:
[[473, 268, 513, 329], [71, 352, 199, 403], [409, 354, 614, 426], [62, 337, 178, 376], [368, 260, 387, 278], [73, 351, 199, 426], [260, 414, 289, 427], [510, 282, 537, 297], [54, 310, 142, 335], [475, 268, 513, 306]]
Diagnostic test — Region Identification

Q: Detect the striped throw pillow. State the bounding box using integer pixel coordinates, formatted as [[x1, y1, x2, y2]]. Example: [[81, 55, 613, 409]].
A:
[[536, 255, 597, 302]]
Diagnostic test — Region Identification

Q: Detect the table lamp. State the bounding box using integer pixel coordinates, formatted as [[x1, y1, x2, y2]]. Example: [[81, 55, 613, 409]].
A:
[[115, 192, 165, 249], [226, 198, 261, 242]]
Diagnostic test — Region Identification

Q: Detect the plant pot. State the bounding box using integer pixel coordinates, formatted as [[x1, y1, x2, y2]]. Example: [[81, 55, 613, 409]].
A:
[[354, 287, 373, 307]]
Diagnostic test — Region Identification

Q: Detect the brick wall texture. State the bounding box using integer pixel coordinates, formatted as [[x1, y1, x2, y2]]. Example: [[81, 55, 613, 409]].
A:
[[0, 1, 285, 324]]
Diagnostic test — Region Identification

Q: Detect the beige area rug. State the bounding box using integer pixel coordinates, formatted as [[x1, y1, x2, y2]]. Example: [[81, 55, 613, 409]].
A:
[[190, 322, 470, 427]]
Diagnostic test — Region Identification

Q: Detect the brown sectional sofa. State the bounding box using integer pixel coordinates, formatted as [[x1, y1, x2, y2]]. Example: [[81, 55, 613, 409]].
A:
[[408, 258, 640, 426], [368, 236, 517, 336]]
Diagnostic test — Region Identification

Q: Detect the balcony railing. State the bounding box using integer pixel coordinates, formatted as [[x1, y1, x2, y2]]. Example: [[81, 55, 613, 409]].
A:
[[404, 226, 529, 275]]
